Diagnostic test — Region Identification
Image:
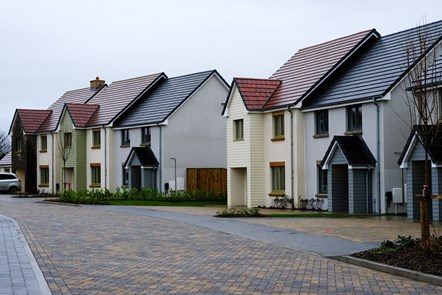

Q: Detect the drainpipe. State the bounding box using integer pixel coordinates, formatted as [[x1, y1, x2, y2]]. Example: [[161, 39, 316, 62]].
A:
[[287, 106, 295, 210], [104, 127, 107, 190], [51, 132, 55, 195], [159, 124, 163, 192], [372, 97, 381, 213]]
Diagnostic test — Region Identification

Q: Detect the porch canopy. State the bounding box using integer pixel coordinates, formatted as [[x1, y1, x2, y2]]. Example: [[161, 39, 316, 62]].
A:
[[124, 147, 159, 190], [321, 136, 376, 213]]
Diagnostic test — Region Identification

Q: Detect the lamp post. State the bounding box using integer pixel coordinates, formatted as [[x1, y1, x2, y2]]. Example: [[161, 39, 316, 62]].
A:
[[170, 157, 177, 191]]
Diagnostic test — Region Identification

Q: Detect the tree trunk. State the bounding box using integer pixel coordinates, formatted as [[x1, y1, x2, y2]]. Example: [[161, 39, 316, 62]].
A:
[[419, 195, 430, 242]]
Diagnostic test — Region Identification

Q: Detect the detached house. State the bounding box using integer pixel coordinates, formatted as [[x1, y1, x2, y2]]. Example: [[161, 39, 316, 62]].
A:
[[113, 70, 229, 192], [223, 30, 378, 208], [224, 20, 442, 217]]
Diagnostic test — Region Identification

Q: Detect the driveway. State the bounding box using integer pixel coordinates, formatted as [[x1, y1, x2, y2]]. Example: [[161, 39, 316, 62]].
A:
[[0, 195, 441, 294]]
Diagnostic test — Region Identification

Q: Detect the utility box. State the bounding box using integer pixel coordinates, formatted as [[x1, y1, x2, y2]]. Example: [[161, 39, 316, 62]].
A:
[[392, 188, 403, 204]]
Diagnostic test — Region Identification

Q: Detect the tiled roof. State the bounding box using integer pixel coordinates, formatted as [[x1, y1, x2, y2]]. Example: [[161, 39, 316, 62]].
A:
[[115, 70, 222, 127], [16, 109, 52, 134], [86, 73, 165, 127], [322, 136, 377, 167], [234, 78, 281, 111], [0, 152, 11, 166], [124, 147, 159, 168], [38, 86, 102, 132], [65, 103, 100, 128], [303, 20, 442, 109], [265, 30, 378, 109]]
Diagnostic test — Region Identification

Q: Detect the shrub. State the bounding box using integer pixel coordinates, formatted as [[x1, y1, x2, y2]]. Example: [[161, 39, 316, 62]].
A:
[[215, 207, 263, 217]]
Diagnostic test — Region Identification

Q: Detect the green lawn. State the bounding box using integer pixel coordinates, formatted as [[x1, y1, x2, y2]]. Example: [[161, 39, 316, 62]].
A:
[[267, 212, 386, 218], [109, 200, 227, 206]]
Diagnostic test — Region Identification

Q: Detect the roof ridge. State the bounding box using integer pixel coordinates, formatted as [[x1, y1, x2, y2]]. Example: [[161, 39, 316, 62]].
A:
[[110, 72, 165, 84]]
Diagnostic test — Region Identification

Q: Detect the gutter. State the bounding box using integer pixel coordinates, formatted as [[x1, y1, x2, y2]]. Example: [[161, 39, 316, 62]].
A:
[[287, 106, 295, 210]]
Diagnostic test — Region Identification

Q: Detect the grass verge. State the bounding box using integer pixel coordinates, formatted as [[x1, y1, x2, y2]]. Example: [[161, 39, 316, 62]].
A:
[[109, 200, 226, 206]]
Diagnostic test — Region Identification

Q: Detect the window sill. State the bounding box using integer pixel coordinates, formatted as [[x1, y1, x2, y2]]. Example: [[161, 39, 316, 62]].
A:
[[38, 184, 49, 187], [140, 143, 151, 147], [89, 184, 101, 188], [268, 192, 286, 197], [39, 150, 47, 153], [233, 139, 244, 142], [315, 193, 328, 198], [313, 133, 329, 139], [120, 144, 130, 148], [91, 146, 101, 149], [271, 137, 285, 142], [344, 130, 362, 135]]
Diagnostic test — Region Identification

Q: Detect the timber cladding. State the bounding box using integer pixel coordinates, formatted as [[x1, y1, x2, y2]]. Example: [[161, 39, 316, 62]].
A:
[[186, 168, 227, 193]]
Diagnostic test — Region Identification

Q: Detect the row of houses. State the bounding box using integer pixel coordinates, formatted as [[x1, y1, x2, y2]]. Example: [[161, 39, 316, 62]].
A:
[[10, 70, 229, 194], [9, 20, 442, 221]]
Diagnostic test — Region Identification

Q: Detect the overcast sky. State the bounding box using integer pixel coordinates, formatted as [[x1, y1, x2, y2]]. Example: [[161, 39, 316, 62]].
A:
[[1, 0, 441, 133]]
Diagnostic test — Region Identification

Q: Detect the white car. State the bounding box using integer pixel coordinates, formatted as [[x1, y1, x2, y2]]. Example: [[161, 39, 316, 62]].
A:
[[0, 173, 21, 193]]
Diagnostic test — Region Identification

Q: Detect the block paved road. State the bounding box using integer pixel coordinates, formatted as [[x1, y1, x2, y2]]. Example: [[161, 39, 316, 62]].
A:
[[0, 195, 441, 294]]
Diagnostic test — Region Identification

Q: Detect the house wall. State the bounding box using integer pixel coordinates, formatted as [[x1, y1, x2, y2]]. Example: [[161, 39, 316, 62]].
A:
[[262, 109, 304, 207], [36, 134, 53, 194], [86, 128, 106, 189], [161, 75, 228, 192], [226, 87, 265, 208], [11, 120, 37, 193], [304, 97, 408, 213]]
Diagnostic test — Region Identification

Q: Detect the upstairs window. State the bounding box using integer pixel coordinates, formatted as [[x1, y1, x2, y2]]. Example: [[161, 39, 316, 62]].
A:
[[40, 135, 47, 152], [272, 113, 285, 141], [315, 110, 329, 135], [141, 127, 151, 145], [233, 119, 244, 141], [14, 137, 22, 152], [64, 133, 72, 149], [92, 130, 101, 148], [347, 105, 362, 132], [121, 129, 130, 146], [40, 166, 49, 187]]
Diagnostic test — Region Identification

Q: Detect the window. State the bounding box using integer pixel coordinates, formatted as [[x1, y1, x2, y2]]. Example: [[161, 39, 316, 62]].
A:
[[347, 105, 362, 131], [64, 133, 72, 149], [315, 110, 329, 135], [121, 129, 130, 146], [272, 113, 285, 140], [40, 166, 49, 186], [92, 130, 101, 148], [233, 119, 244, 141], [141, 127, 151, 145], [90, 164, 101, 187], [270, 162, 285, 194], [318, 165, 328, 194], [40, 135, 47, 152], [14, 137, 22, 152], [4, 168, 10, 173]]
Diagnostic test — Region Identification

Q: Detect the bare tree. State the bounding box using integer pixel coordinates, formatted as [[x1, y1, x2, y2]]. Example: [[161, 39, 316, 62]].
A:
[[403, 23, 442, 242], [0, 130, 11, 157], [56, 131, 73, 192]]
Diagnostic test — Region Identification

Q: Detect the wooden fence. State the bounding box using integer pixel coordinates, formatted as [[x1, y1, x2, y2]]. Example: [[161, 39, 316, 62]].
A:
[[186, 168, 227, 193]]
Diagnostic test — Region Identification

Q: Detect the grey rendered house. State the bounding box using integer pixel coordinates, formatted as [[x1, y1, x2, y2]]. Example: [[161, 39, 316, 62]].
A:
[[302, 20, 442, 215], [113, 70, 229, 192]]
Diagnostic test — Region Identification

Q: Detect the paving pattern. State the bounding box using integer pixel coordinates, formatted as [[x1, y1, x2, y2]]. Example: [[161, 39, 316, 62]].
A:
[[0, 196, 441, 294]]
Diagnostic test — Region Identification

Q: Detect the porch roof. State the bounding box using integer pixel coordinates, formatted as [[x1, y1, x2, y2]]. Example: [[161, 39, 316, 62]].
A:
[[322, 136, 376, 169], [124, 147, 159, 168]]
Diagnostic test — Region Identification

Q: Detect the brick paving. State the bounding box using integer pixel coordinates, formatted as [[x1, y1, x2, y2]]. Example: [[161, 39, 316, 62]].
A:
[[0, 196, 442, 294]]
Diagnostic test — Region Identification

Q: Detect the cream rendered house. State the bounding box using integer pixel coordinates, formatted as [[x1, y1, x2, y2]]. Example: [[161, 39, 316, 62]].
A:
[[223, 30, 381, 208]]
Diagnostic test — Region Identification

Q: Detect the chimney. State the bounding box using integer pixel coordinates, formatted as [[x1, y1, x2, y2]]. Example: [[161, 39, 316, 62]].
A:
[[90, 77, 105, 90]]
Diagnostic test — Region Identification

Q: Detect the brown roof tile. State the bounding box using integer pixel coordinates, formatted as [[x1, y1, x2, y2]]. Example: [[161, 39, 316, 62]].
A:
[[38, 87, 102, 132], [86, 73, 165, 126], [264, 30, 376, 109], [65, 103, 100, 127], [16, 109, 52, 134], [234, 78, 281, 111]]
